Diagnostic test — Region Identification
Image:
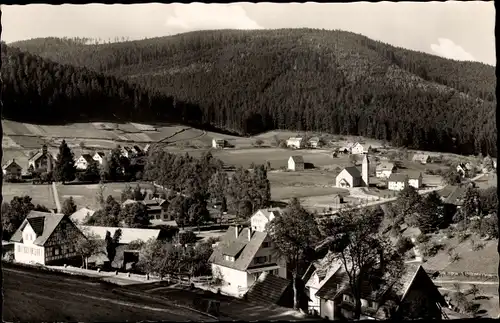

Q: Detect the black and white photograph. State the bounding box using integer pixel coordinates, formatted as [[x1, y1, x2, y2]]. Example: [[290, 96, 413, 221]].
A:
[[0, 1, 497, 321]]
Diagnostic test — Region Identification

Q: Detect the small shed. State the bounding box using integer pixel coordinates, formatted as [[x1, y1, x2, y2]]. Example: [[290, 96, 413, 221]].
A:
[[212, 138, 226, 149], [288, 156, 305, 171]]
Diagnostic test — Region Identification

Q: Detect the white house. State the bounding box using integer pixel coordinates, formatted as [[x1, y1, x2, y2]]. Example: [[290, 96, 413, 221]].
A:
[[212, 138, 226, 149], [10, 211, 86, 266], [120, 147, 134, 158], [412, 154, 430, 164], [288, 156, 305, 171], [341, 142, 364, 155], [93, 152, 106, 165], [286, 137, 304, 149], [209, 210, 287, 297], [375, 162, 395, 178], [2, 159, 23, 180], [336, 154, 369, 188], [250, 208, 283, 232], [388, 173, 409, 191], [308, 137, 321, 148], [408, 173, 423, 189], [75, 154, 95, 170]]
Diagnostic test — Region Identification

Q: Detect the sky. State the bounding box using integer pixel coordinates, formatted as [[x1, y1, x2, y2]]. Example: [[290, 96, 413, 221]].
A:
[[1, 2, 495, 66]]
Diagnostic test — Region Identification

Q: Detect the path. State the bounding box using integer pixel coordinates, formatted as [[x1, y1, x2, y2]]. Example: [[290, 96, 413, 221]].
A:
[[52, 182, 62, 213], [434, 280, 499, 286]]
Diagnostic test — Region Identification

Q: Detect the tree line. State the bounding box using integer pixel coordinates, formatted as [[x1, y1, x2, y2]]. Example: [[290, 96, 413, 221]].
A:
[[7, 29, 497, 157]]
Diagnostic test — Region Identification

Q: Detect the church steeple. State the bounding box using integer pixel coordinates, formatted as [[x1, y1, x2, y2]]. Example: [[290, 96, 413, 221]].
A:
[[362, 153, 369, 187]]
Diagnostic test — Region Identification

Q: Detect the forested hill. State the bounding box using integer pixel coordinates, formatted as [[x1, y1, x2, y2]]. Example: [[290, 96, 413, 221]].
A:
[[8, 29, 498, 157]]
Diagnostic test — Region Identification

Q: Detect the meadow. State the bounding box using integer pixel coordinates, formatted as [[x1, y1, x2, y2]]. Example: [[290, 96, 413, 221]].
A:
[[3, 182, 57, 209]]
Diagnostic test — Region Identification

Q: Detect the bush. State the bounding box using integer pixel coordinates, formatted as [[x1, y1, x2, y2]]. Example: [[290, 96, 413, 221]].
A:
[[176, 231, 197, 245], [4, 174, 22, 183], [395, 237, 414, 254], [420, 242, 443, 257], [416, 233, 430, 244]]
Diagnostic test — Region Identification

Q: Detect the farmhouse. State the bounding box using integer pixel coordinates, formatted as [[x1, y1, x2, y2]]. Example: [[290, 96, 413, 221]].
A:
[[312, 263, 446, 320], [79, 226, 162, 270], [308, 137, 321, 148], [286, 137, 304, 149], [133, 145, 143, 155], [209, 210, 287, 297], [456, 163, 472, 178], [388, 173, 409, 191], [120, 146, 134, 158], [70, 207, 95, 224], [93, 152, 106, 165], [142, 198, 170, 221], [2, 159, 23, 180], [143, 144, 151, 153], [341, 142, 364, 155], [288, 155, 305, 171], [408, 173, 423, 189], [336, 154, 369, 188], [75, 154, 95, 170], [375, 162, 396, 178], [212, 138, 226, 149], [412, 154, 430, 164], [28, 145, 56, 172], [10, 211, 86, 266], [250, 207, 283, 232], [442, 185, 468, 218]]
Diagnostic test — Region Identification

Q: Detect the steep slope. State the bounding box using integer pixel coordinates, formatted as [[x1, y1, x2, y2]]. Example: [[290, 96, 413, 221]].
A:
[[8, 29, 497, 157]]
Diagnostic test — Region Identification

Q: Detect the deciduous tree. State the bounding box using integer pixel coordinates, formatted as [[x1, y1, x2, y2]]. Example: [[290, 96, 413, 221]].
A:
[[54, 140, 76, 183], [61, 196, 77, 216]]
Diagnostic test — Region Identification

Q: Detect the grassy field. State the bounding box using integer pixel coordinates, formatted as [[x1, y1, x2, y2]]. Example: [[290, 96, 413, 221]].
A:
[[474, 173, 497, 189], [56, 182, 156, 210], [3, 182, 57, 209], [422, 233, 498, 275]]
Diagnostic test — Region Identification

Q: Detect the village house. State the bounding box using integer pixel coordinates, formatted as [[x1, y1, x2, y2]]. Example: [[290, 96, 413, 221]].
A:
[[441, 185, 468, 219], [408, 173, 423, 189], [209, 208, 287, 297], [288, 155, 305, 171], [142, 198, 171, 221], [133, 145, 144, 155], [286, 137, 304, 149], [75, 154, 95, 170], [2, 159, 23, 180], [332, 194, 344, 205], [388, 173, 409, 191], [456, 163, 473, 178], [143, 144, 151, 154], [28, 145, 56, 172], [212, 138, 226, 149], [79, 226, 162, 270], [93, 152, 106, 165], [311, 262, 446, 320], [308, 137, 321, 148], [70, 207, 96, 224], [341, 142, 364, 155], [375, 162, 396, 178], [412, 154, 431, 164], [120, 146, 134, 158], [336, 154, 369, 188], [10, 211, 87, 266]]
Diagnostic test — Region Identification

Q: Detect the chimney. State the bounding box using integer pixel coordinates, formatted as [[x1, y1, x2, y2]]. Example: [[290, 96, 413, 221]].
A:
[[248, 227, 252, 241], [235, 225, 239, 239]]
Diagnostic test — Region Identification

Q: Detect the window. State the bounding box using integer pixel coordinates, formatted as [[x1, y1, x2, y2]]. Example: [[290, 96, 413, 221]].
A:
[[224, 255, 235, 262], [272, 269, 279, 275], [55, 248, 60, 256], [262, 242, 270, 248], [254, 256, 267, 264], [343, 294, 352, 303], [268, 254, 272, 262]]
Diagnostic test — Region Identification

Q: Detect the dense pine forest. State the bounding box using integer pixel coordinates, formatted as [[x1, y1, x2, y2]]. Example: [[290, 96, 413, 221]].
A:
[[6, 29, 497, 157]]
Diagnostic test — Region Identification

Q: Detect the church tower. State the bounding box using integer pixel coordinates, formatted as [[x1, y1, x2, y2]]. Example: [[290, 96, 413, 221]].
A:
[[362, 153, 369, 187]]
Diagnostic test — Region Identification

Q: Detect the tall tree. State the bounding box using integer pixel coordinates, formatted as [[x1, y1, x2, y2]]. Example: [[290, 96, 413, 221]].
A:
[[394, 185, 422, 225], [54, 140, 76, 183], [319, 207, 404, 320], [267, 198, 320, 310], [61, 196, 77, 216], [121, 203, 151, 228], [416, 191, 444, 233], [1, 196, 35, 239], [105, 229, 122, 264]]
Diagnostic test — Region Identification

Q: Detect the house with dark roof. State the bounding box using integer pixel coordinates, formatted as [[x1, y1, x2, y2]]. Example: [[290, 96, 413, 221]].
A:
[[288, 155, 305, 171], [308, 137, 321, 148], [388, 173, 409, 191], [93, 151, 106, 165], [209, 210, 288, 297], [75, 154, 95, 170], [313, 263, 446, 320], [336, 166, 362, 188], [28, 145, 56, 172], [142, 198, 170, 221], [2, 159, 23, 180], [10, 211, 87, 266]]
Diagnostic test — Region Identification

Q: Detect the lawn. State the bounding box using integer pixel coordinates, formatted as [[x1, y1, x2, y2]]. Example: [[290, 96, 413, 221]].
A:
[[56, 182, 156, 210], [3, 182, 57, 209], [474, 173, 497, 189]]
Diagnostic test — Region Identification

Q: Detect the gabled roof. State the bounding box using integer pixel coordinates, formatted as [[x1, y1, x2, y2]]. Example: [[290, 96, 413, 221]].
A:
[[209, 226, 268, 271], [376, 162, 395, 171], [143, 144, 151, 152], [343, 166, 361, 179], [2, 159, 22, 170], [290, 155, 304, 164], [388, 173, 408, 182], [246, 271, 292, 304], [254, 208, 283, 220], [78, 154, 94, 163], [71, 208, 96, 223], [10, 211, 67, 246], [309, 137, 320, 142], [443, 186, 467, 206], [79, 226, 161, 244], [287, 137, 303, 141], [94, 152, 106, 158], [29, 150, 55, 162], [412, 154, 430, 161]]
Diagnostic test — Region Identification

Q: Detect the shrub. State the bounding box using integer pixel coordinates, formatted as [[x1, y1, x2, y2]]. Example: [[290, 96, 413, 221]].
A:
[[254, 139, 264, 147], [395, 236, 414, 254], [416, 233, 430, 244], [458, 232, 470, 243], [421, 242, 443, 257]]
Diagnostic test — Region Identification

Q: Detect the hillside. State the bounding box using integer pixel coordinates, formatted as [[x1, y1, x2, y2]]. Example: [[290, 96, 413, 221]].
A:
[[7, 29, 498, 157]]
